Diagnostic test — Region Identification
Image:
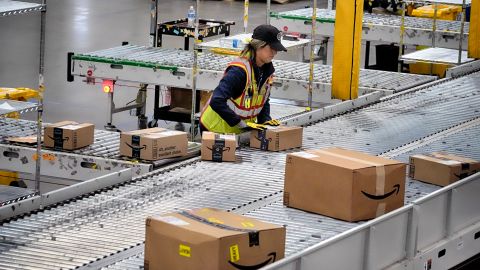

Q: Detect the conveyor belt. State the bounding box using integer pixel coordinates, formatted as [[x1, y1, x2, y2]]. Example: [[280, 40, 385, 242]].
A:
[[1, 72, 479, 269], [72, 45, 435, 96], [270, 8, 469, 49], [272, 8, 469, 33], [0, 118, 199, 165]]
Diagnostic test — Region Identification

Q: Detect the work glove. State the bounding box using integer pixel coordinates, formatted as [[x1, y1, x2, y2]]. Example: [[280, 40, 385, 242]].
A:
[[245, 122, 267, 131], [263, 119, 281, 126]]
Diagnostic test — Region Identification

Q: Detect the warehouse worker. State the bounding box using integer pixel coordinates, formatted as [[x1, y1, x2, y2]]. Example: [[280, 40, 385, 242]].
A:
[[200, 24, 287, 134]]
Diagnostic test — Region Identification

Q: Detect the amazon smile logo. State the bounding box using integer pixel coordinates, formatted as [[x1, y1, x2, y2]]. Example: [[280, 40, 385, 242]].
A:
[[228, 252, 276, 270], [361, 184, 400, 200], [125, 143, 147, 150]]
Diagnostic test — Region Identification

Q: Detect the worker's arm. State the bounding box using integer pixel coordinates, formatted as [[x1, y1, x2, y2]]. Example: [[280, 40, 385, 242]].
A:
[[209, 66, 246, 127]]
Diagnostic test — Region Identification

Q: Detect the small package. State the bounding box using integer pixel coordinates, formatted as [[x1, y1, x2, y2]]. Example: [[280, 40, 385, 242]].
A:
[[201, 132, 237, 162], [144, 208, 285, 270], [284, 147, 406, 222], [120, 128, 187, 161], [250, 126, 303, 151], [44, 121, 94, 150], [409, 152, 480, 186]]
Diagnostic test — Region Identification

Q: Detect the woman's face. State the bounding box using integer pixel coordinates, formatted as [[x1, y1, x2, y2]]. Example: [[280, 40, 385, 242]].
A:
[[256, 45, 278, 66]]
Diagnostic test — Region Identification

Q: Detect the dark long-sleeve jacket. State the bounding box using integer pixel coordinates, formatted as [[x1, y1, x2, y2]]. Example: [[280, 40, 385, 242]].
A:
[[209, 59, 275, 127]]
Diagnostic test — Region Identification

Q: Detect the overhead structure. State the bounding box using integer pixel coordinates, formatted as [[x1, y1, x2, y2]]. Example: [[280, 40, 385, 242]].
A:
[[331, 0, 364, 100]]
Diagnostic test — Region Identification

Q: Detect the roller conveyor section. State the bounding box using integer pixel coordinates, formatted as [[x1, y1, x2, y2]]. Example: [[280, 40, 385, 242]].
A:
[[0, 0, 45, 17], [1, 73, 479, 269], [270, 8, 469, 49], [302, 73, 480, 153], [70, 45, 436, 102], [0, 118, 200, 179]]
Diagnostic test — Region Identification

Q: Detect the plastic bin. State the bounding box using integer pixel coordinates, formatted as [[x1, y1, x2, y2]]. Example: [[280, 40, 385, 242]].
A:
[[411, 5, 462, 21]]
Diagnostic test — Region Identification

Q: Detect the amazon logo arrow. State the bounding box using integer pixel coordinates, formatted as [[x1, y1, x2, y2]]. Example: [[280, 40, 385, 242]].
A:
[[47, 135, 69, 142], [125, 142, 147, 150], [228, 252, 276, 270], [207, 146, 231, 153], [361, 184, 400, 200]]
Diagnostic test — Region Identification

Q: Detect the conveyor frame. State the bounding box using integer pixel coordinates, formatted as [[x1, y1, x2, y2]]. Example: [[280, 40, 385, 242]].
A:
[[270, 8, 469, 49], [264, 173, 480, 270]]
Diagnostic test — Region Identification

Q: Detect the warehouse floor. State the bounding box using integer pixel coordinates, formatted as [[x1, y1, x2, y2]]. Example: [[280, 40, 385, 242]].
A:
[[0, 0, 320, 132]]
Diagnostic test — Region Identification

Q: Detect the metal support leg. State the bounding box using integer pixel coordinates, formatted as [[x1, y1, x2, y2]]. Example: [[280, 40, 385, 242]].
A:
[[365, 41, 371, 69], [105, 92, 119, 131]]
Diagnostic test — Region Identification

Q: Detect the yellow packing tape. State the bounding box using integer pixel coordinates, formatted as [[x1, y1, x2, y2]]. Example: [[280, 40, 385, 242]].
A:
[[469, 0, 480, 58], [332, 0, 364, 100]]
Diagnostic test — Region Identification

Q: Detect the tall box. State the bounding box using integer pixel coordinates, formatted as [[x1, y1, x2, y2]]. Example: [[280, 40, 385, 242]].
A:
[[120, 128, 187, 161], [409, 152, 480, 186], [44, 121, 94, 150], [284, 148, 406, 222], [201, 132, 237, 162], [250, 126, 303, 151], [144, 208, 285, 270]]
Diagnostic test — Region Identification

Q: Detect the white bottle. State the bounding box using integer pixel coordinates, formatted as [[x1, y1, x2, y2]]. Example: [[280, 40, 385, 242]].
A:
[[187, 6, 195, 27]]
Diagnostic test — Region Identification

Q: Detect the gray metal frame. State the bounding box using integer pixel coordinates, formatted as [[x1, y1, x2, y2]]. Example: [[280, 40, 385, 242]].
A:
[[0, 168, 132, 220], [263, 172, 480, 270]]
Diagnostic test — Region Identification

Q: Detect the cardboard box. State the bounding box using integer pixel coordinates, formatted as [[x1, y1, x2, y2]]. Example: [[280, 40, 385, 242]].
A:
[[44, 121, 94, 150], [284, 147, 406, 222], [144, 208, 285, 270], [201, 132, 237, 162], [120, 128, 187, 161], [250, 126, 303, 151], [409, 152, 480, 186]]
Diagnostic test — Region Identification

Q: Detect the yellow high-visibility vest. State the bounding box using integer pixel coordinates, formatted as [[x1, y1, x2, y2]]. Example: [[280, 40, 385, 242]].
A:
[[200, 57, 272, 134]]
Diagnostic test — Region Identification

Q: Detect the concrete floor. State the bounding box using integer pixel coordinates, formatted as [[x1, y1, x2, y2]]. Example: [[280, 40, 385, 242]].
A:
[[0, 0, 325, 132]]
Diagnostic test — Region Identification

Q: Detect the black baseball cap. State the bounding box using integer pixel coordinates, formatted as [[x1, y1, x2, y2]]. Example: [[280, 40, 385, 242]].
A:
[[252, 24, 287, 52]]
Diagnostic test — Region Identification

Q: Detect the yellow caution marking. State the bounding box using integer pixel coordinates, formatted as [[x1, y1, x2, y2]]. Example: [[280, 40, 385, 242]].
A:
[[230, 244, 240, 262], [208, 217, 224, 224], [241, 221, 255, 228], [179, 244, 191, 258]]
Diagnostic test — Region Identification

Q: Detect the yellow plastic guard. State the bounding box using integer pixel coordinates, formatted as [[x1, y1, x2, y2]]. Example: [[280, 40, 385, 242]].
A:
[[0, 87, 39, 101], [411, 5, 462, 21], [0, 170, 19, 186], [469, 0, 479, 58], [331, 0, 364, 100]]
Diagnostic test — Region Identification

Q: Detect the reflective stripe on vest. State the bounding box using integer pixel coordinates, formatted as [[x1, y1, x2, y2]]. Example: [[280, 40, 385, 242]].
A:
[[200, 57, 272, 134]]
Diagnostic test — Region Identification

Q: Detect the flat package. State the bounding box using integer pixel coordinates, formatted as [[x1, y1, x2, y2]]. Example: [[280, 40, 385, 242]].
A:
[[201, 132, 237, 162], [44, 121, 94, 150], [144, 208, 285, 270], [120, 127, 187, 161], [250, 125, 303, 151], [284, 147, 406, 222], [409, 152, 480, 186]]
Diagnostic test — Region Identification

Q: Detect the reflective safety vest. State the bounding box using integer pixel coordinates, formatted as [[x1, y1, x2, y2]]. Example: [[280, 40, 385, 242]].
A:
[[200, 57, 273, 134]]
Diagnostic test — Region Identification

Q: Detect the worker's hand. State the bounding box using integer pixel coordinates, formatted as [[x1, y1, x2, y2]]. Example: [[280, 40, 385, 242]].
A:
[[263, 119, 281, 126], [245, 122, 267, 130]]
